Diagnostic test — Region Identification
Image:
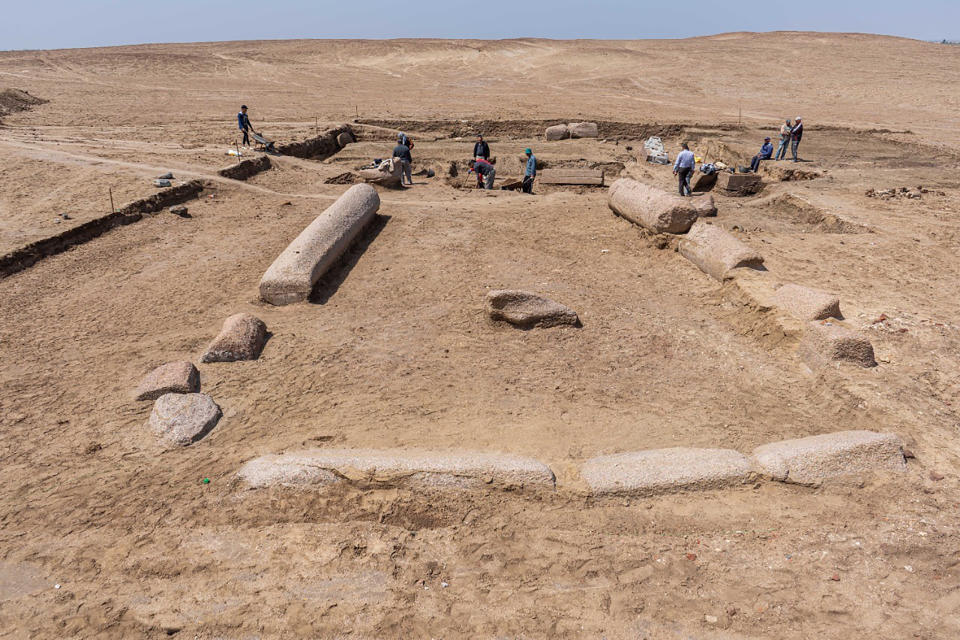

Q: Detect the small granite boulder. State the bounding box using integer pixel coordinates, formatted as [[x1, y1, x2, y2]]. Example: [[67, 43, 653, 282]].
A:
[[568, 122, 599, 139], [486, 290, 579, 329], [169, 205, 189, 218], [134, 361, 200, 401], [337, 131, 355, 147], [201, 313, 267, 363], [149, 393, 221, 446], [545, 124, 570, 141]]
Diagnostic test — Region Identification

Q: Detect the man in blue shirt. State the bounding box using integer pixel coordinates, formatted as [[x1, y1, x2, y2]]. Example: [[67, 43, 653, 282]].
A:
[[673, 143, 695, 196], [237, 105, 254, 147], [750, 137, 774, 172], [522, 148, 536, 194]]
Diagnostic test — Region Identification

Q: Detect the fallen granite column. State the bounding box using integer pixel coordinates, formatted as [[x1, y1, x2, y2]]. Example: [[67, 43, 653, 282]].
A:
[[259, 184, 380, 305]]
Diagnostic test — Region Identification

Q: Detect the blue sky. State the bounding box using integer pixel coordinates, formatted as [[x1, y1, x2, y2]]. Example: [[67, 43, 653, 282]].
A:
[[3, 0, 959, 50]]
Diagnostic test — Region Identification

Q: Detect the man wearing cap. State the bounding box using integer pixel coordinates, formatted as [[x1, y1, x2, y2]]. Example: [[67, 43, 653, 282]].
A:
[[473, 134, 490, 162], [750, 137, 775, 172], [238, 105, 254, 147], [522, 148, 536, 194], [790, 117, 804, 162], [469, 158, 496, 189], [775, 119, 792, 160]]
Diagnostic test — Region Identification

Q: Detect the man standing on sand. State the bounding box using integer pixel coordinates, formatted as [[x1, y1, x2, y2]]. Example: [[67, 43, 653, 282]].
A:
[[791, 117, 804, 162], [474, 134, 490, 162], [775, 119, 792, 160], [393, 138, 413, 186], [238, 105, 254, 147], [522, 148, 536, 194], [750, 137, 774, 172], [673, 142, 695, 196], [469, 158, 496, 189]]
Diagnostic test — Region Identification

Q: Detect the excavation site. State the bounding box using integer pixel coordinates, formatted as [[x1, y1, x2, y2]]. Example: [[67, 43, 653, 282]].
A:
[[1, 33, 960, 639]]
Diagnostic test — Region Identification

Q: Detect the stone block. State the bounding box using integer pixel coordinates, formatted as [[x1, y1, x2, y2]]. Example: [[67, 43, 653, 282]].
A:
[[581, 448, 753, 496], [201, 313, 267, 362], [134, 361, 200, 401], [568, 122, 599, 138], [538, 169, 604, 185], [259, 184, 380, 305], [359, 159, 402, 188], [485, 290, 579, 328], [678, 220, 764, 280], [237, 449, 556, 490], [772, 284, 841, 320], [800, 321, 876, 368], [545, 124, 570, 141], [716, 171, 763, 196], [149, 393, 221, 446], [752, 431, 906, 485]]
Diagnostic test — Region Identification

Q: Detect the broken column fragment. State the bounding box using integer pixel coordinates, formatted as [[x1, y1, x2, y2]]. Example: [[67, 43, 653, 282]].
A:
[[772, 284, 842, 321], [800, 321, 876, 368], [608, 178, 716, 234], [678, 220, 764, 280]]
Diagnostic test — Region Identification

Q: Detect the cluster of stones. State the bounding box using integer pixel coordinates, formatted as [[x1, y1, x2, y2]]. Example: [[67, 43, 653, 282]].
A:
[[607, 177, 877, 369], [135, 312, 267, 447], [545, 122, 599, 140], [237, 430, 907, 495]]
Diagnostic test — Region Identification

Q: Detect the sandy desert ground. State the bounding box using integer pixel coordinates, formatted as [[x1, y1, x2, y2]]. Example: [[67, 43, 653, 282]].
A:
[[1, 33, 960, 638]]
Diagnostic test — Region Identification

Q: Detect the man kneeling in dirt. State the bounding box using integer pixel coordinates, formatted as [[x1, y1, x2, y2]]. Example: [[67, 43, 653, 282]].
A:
[[469, 158, 496, 189]]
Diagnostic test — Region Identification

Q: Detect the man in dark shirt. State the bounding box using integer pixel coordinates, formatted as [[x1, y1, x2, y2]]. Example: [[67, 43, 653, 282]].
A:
[[469, 158, 496, 189], [749, 137, 774, 172], [473, 134, 490, 161], [791, 117, 804, 162], [237, 105, 254, 146], [392, 141, 413, 186]]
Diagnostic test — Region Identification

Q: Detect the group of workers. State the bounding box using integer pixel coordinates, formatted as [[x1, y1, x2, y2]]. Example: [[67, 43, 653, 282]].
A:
[[391, 131, 537, 192], [672, 116, 806, 196], [747, 117, 805, 172], [238, 105, 805, 199], [466, 134, 537, 193]]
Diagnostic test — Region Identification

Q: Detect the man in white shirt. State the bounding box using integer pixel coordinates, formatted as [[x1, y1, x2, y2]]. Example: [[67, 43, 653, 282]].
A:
[[673, 143, 696, 196]]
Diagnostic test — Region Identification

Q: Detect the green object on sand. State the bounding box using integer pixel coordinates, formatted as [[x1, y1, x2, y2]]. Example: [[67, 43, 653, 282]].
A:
[[202, 478, 211, 484]]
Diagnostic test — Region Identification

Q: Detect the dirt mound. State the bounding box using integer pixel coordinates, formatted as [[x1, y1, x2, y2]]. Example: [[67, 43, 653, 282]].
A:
[[325, 171, 358, 184], [356, 118, 690, 141], [0, 89, 46, 120]]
